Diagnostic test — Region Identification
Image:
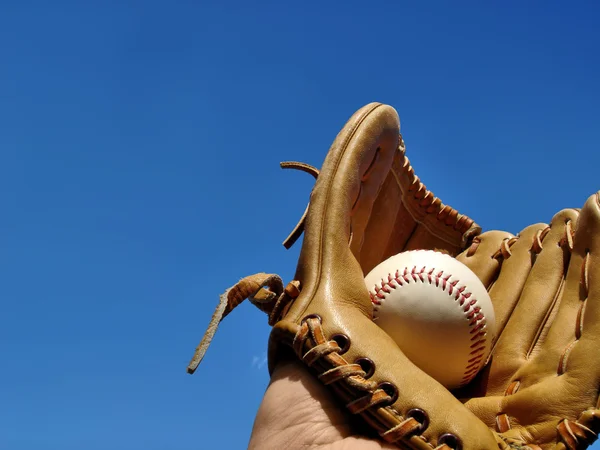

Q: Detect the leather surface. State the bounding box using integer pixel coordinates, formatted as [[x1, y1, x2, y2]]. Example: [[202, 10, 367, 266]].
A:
[[267, 103, 600, 449]]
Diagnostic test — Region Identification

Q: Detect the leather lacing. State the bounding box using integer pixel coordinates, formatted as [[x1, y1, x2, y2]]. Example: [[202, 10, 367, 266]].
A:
[[465, 222, 561, 262], [279, 161, 320, 249], [294, 315, 462, 449], [396, 136, 477, 238], [186, 274, 299, 374]]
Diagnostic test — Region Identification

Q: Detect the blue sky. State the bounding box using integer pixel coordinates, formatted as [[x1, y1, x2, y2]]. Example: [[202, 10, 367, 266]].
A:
[[1, 2, 599, 449]]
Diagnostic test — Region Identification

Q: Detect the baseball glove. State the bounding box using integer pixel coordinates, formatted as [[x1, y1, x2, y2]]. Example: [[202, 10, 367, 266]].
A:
[[187, 103, 600, 449]]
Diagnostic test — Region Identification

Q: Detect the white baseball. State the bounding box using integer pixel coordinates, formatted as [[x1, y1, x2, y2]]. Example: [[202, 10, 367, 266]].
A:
[[364, 250, 496, 389]]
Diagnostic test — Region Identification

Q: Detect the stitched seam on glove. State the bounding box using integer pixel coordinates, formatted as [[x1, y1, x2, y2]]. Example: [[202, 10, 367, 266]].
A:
[[395, 137, 477, 239]]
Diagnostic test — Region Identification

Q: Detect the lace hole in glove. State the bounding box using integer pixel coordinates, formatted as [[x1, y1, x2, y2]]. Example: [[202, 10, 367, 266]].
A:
[[331, 334, 351, 354], [406, 408, 429, 434], [438, 433, 462, 450], [355, 357, 375, 378], [301, 314, 322, 325], [378, 382, 399, 405]]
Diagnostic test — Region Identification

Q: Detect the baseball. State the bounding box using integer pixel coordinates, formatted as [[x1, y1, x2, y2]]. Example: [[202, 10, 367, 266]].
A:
[[364, 250, 496, 389]]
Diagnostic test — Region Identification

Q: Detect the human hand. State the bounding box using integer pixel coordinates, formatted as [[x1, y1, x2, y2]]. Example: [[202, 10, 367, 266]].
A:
[[248, 358, 397, 450]]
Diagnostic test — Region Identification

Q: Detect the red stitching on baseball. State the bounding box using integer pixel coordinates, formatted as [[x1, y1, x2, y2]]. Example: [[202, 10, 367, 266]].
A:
[[470, 338, 486, 349], [369, 265, 488, 386]]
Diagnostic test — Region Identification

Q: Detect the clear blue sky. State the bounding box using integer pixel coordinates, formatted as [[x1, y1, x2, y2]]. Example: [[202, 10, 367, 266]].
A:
[[1, 2, 599, 449]]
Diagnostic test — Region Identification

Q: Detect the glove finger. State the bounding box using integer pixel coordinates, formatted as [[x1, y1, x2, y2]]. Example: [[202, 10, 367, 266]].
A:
[[457, 226, 545, 324], [522, 192, 598, 378], [484, 209, 578, 387], [486, 224, 547, 343], [458, 224, 547, 394], [492, 193, 599, 446], [456, 230, 512, 288]]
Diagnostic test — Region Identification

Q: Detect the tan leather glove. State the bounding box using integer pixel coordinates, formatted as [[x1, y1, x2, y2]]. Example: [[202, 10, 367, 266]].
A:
[[187, 103, 600, 449]]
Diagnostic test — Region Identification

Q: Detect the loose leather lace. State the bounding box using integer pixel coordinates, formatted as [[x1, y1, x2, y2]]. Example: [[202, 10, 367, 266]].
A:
[[279, 161, 320, 249], [186, 274, 298, 374]]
